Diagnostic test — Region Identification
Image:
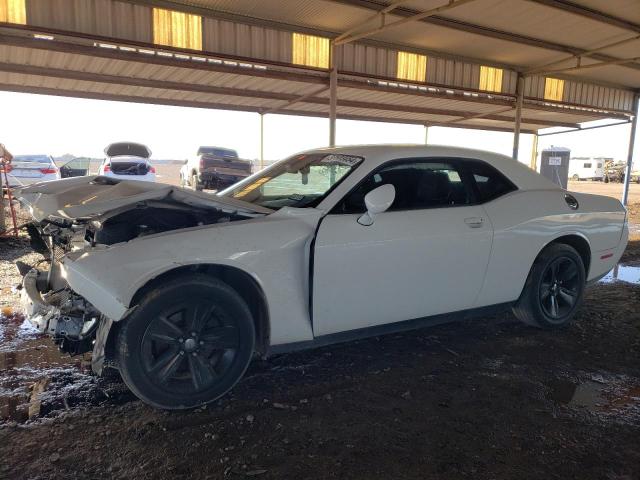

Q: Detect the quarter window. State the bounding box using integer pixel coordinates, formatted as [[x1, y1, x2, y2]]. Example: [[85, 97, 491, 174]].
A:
[[466, 161, 516, 203], [335, 160, 471, 214]]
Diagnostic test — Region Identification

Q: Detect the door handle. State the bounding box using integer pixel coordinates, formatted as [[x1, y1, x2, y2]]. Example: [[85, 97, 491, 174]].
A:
[[464, 217, 484, 228]]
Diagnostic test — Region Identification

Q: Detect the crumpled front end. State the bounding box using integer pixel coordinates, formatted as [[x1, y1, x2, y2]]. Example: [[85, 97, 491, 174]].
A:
[[18, 260, 102, 358], [14, 178, 267, 373]]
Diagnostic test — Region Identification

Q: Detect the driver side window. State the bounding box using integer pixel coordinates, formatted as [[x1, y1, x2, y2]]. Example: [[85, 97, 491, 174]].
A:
[[334, 160, 470, 214]]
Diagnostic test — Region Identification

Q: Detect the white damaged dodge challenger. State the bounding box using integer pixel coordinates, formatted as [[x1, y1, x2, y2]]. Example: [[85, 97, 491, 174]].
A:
[[16, 145, 629, 409]]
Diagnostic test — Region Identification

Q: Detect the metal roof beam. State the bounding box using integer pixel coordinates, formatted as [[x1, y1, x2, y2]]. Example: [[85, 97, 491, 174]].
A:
[[0, 62, 579, 128], [425, 120, 537, 134], [262, 85, 330, 115], [526, 34, 640, 75], [537, 119, 632, 137], [0, 31, 628, 120], [327, 0, 640, 72], [335, 0, 477, 46], [534, 55, 640, 76], [334, 0, 411, 44], [439, 106, 514, 125], [1, 81, 534, 130], [525, 0, 640, 34]]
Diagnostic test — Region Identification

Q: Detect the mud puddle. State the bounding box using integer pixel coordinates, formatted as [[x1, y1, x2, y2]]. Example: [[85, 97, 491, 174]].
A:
[[599, 263, 640, 285], [547, 374, 640, 425], [0, 310, 131, 424]]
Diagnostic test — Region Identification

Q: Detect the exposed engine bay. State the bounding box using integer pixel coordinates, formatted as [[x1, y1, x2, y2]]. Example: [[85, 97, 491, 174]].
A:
[[16, 179, 262, 368]]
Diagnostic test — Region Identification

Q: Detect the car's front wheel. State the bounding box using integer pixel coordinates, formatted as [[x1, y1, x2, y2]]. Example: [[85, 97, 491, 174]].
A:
[[513, 243, 586, 328], [115, 274, 255, 409]]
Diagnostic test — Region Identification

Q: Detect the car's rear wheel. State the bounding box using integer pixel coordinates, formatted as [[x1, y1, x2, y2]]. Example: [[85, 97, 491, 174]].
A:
[[513, 243, 586, 328], [115, 274, 255, 409]]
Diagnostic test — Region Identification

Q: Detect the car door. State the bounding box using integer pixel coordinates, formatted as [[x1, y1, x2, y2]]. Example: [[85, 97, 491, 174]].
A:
[[60, 157, 90, 178], [312, 158, 493, 337]]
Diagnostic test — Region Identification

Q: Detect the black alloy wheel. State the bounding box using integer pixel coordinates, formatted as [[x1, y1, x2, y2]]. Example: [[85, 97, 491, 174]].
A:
[[140, 301, 240, 394], [116, 275, 255, 409], [513, 243, 586, 328], [538, 256, 581, 322]]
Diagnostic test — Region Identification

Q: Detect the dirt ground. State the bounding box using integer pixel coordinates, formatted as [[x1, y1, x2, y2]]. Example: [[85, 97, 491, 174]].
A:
[[568, 179, 640, 205], [0, 204, 639, 480]]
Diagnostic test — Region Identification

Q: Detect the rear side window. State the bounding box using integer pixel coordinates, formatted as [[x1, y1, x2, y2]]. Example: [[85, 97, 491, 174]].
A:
[[466, 161, 516, 203], [584, 162, 592, 168]]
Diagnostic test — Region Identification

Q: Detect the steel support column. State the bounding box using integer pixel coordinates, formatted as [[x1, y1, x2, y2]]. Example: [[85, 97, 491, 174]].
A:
[[329, 43, 338, 147], [424, 125, 429, 145], [530, 133, 539, 171], [513, 74, 524, 160], [259, 113, 265, 170], [0, 163, 4, 233], [622, 94, 639, 206]]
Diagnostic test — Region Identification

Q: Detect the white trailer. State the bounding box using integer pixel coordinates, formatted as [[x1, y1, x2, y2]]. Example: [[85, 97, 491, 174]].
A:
[[569, 157, 607, 181]]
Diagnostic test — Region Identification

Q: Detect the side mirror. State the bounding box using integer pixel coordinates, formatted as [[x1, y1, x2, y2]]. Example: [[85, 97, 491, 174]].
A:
[[358, 184, 395, 226]]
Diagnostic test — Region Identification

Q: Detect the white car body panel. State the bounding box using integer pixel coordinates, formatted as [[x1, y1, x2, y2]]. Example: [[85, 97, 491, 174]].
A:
[[17, 145, 629, 350], [101, 143, 156, 182], [101, 169, 156, 183], [313, 204, 492, 336], [100, 158, 156, 183], [61, 207, 321, 345], [475, 189, 627, 306]]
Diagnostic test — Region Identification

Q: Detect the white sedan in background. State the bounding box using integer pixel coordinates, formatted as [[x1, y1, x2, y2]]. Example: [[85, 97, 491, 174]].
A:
[[4, 154, 60, 187], [16, 145, 628, 409], [99, 141, 156, 182]]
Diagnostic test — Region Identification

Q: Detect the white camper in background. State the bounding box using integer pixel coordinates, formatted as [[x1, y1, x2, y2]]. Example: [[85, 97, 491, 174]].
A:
[[569, 157, 606, 181]]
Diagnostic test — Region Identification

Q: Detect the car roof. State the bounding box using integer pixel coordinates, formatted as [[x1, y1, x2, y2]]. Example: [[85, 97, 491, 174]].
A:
[[298, 144, 560, 191]]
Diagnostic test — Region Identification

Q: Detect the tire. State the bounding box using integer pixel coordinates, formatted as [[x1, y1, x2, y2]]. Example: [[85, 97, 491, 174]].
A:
[[572, 174, 580, 181], [115, 274, 255, 409], [513, 243, 586, 329], [192, 173, 203, 191]]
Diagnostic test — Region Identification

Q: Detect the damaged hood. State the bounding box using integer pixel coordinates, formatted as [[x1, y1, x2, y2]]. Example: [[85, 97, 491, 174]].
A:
[[16, 176, 273, 221]]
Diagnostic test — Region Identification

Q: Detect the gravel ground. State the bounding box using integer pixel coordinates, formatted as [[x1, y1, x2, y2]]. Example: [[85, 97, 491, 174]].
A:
[[0, 203, 639, 480]]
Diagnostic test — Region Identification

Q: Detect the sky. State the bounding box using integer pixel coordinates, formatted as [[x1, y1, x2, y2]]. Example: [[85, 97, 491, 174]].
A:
[[1, 91, 637, 167]]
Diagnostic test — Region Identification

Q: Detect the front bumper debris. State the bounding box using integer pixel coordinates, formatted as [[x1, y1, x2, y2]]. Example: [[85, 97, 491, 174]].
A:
[[19, 266, 101, 357]]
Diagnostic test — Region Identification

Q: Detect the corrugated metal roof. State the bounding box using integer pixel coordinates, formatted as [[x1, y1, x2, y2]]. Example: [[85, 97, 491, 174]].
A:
[[0, 0, 637, 134], [161, 0, 640, 88]]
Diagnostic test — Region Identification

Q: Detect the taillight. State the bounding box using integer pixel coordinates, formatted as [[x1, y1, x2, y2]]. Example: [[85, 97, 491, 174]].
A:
[[103, 164, 111, 172], [40, 167, 58, 174], [199, 158, 204, 170], [149, 166, 156, 174]]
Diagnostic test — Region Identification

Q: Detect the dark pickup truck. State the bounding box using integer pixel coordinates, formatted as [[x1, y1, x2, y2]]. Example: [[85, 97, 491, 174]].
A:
[[180, 146, 253, 191]]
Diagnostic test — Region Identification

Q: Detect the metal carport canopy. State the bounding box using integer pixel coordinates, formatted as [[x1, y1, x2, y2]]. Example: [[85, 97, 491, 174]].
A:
[[0, 0, 638, 160]]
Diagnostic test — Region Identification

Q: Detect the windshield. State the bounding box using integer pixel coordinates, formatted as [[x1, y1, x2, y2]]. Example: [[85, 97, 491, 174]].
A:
[[14, 155, 51, 163], [224, 153, 363, 209]]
